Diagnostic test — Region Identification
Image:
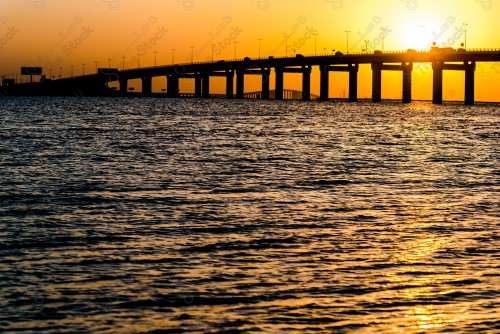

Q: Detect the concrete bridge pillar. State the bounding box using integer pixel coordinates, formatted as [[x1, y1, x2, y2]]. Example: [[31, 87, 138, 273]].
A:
[[262, 68, 270, 100], [195, 75, 202, 98], [142, 76, 152, 96], [275, 67, 284, 100], [202, 74, 210, 98], [302, 65, 311, 101], [236, 69, 244, 99], [402, 63, 413, 104], [432, 62, 443, 104], [349, 64, 359, 102], [167, 75, 179, 98], [465, 61, 475, 105], [371, 63, 382, 102], [320, 65, 329, 101], [119, 78, 128, 95], [226, 70, 234, 99]]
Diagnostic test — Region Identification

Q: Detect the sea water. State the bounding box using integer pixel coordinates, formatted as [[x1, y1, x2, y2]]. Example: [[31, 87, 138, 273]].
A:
[[0, 97, 498, 333]]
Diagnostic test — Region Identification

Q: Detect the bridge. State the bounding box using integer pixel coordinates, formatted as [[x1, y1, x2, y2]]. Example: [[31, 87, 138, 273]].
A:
[[3, 49, 500, 105]]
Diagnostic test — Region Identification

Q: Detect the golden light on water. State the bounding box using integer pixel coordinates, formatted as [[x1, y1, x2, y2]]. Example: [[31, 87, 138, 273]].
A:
[[385, 205, 463, 332]]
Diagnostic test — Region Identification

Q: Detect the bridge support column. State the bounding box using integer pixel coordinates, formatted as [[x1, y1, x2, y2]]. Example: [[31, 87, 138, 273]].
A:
[[349, 64, 359, 102], [465, 61, 475, 105], [194, 75, 202, 98], [202, 74, 210, 98], [371, 63, 382, 102], [167, 75, 179, 98], [402, 63, 412, 104], [262, 69, 270, 100], [432, 62, 443, 104], [226, 71, 234, 99], [302, 65, 311, 101], [119, 78, 128, 95], [275, 67, 284, 100], [236, 69, 244, 99], [320, 65, 329, 101], [142, 76, 152, 96]]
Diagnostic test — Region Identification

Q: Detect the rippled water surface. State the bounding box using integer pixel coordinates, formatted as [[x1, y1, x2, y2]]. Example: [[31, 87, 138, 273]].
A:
[[0, 97, 499, 333]]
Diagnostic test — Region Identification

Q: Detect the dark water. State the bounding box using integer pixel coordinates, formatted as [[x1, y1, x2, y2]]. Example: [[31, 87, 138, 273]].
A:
[[0, 97, 499, 333]]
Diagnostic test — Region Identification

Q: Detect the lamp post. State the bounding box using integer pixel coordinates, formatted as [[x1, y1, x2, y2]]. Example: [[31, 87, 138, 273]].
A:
[[258, 38, 262, 58], [82, 63, 85, 76], [345, 30, 350, 54], [463, 23, 468, 50], [381, 27, 387, 52], [171, 49, 175, 64], [108, 58, 111, 69], [285, 34, 288, 56], [122, 56, 126, 70], [49, 68, 52, 79], [364, 40, 369, 54], [154, 51, 158, 67], [94, 61, 98, 73], [59, 67, 62, 79], [313, 33, 318, 56]]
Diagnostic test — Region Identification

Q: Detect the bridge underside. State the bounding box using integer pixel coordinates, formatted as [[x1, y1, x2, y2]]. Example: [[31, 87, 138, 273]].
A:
[[15, 51, 491, 104]]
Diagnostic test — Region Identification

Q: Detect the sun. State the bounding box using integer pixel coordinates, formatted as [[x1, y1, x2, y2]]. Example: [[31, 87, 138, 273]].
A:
[[395, 14, 443, 51], [407, 25, 434, 51]]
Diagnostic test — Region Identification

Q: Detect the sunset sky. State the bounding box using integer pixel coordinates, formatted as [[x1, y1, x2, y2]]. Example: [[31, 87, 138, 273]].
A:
[[1, 0, 499, 101]]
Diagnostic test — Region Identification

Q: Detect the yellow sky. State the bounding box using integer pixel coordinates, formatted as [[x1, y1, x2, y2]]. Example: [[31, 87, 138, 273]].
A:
[[1, 0, 499, 101]]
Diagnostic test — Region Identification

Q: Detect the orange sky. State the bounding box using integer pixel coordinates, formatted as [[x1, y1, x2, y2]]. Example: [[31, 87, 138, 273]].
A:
[[1, 0, 499, 101]]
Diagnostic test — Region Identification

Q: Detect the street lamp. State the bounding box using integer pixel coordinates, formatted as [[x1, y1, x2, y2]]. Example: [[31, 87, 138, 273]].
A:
[[108, 58, 111, 69], [364, 40, 369, 54], [49, 68, 52, 79], [345, 30, 350, 54], [463, 23, 468, 50], [190, 46, 195, 63], [313, 33, 318, 56], [258, 38, 262, 58], [154, 51, 158, 67], [59, 67, 62, 79], [122, 56, 126, 70], [94, 61, 98, 73], [381, 27, 387, 52], [171, 49, 175, 64], [82, 63, 86, 76]]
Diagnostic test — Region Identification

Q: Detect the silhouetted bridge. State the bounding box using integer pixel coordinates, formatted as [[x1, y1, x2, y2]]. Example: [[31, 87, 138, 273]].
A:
[[4, 49, 500, 105]]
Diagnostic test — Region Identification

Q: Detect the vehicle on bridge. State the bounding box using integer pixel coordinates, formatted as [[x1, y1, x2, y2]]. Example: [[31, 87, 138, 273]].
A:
[[430, 46, 455, 55]]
